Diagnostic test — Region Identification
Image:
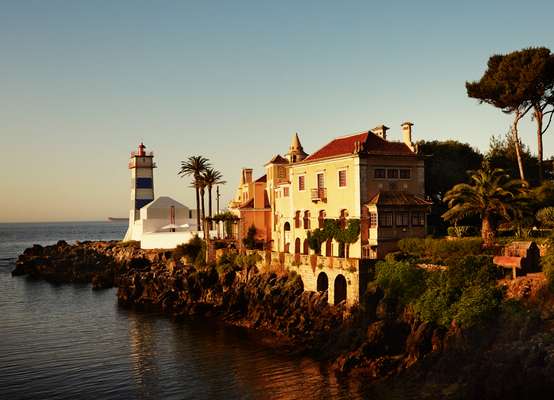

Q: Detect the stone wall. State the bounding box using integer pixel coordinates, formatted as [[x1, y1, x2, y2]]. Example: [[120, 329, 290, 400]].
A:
[[245, 250, 371, 306]]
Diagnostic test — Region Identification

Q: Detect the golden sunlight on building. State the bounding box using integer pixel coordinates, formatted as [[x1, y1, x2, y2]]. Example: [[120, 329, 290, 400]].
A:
[[229, 123, 431, 305]]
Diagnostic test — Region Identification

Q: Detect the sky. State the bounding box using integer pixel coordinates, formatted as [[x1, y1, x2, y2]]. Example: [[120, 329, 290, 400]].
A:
[[2, 0, 554, 222]]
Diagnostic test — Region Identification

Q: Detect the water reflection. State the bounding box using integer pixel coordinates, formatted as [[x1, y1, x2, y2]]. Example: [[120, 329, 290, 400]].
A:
[[128, 316, 161, 398], [122, 305, 365, 399], [3, 269, 369, 400]]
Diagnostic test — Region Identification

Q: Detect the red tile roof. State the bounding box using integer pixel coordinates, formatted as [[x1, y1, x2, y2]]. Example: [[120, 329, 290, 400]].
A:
[[303, 131, 415, 162]]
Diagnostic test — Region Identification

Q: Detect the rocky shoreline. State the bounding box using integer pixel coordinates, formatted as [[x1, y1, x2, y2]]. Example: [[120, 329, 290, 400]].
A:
[[13, 240, 554, 399]]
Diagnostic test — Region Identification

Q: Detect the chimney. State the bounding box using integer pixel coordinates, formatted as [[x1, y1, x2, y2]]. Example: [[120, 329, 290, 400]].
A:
[[401, 122, 416, 152], [372, 125, 389, 140], [241, 168, 253, 184]]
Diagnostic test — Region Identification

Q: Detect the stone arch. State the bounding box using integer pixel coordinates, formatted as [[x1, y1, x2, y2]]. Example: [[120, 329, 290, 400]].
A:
[[325, 239, 332, 257], [334, 274, 347, 304], [294, 238, 301, 254], [317, 272, 329, 292], [303, 238, 309, 255]]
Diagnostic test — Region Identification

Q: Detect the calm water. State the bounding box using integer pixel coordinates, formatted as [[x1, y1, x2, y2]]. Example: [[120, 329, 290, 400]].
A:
[[0, 222, 369, 399]]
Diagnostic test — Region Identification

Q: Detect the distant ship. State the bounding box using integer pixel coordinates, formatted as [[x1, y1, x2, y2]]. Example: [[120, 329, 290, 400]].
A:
[[107, 217, 128, 222]]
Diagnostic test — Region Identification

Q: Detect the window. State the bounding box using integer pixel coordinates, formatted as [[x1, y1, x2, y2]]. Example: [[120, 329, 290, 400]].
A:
[[317, 173, 325, 189], [379, 212, 393, 227], [374, 168, 386, 179], [294, 211, 301, 228], [283, 187, 289, 197], [303, 210, 311, 229], [387, 169, 399, 179], [278, 167, 286, 178], [396, 212, 409, 227], [338, 170, 347, 187], [400, 169, 411, 179], [411, 212, 425, 227], [298, 175, 305, 191], [369, 212, 377, 227], [318, 210, 326, 228]]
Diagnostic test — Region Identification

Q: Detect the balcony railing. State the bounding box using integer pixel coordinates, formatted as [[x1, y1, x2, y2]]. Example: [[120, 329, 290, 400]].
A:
[[311, 187, 327, 202]]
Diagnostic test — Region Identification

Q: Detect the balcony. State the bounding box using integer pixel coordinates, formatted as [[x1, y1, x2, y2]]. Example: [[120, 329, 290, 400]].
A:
[[311, 187, 327, 202]]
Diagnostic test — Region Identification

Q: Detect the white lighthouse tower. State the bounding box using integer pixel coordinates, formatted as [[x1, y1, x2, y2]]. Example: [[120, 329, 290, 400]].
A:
[[123, 142, 156, 241]]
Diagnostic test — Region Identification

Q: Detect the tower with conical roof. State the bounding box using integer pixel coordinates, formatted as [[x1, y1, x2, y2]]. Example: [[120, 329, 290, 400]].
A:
[[286, 133, 308, 163]]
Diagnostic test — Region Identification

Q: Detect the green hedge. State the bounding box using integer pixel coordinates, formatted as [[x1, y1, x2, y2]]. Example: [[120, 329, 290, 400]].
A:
[[398, 237, 483, 264], [374, 255, 503, 328]]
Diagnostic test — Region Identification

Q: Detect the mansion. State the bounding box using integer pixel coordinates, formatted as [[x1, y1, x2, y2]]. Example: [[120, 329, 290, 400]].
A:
[[229, 123, 431, 304]]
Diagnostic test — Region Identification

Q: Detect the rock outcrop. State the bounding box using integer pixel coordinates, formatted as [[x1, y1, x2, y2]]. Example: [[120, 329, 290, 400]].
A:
[[13, 240, 554, 398]]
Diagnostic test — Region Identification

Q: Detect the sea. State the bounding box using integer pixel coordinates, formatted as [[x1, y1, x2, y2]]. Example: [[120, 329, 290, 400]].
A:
[[0, 221, 374, 400]]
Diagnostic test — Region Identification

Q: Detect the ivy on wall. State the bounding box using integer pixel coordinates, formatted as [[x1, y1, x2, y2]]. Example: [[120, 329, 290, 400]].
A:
[[307, 218, 360, 256]]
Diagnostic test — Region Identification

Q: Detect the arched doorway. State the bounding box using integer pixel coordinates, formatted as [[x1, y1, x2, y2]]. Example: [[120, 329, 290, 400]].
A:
[[294, 238, 301, 254], [334, 274, 347, 304], [317, 272, 329, 292], [283, 222, 291, 253], [303, 239, 309, 255], [325, 239, 332, 257]]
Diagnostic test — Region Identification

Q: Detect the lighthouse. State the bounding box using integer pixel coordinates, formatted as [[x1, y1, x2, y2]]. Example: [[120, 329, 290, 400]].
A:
[[124, 142, 156, 241]]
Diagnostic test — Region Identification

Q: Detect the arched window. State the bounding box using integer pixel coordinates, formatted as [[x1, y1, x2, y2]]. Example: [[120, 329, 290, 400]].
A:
[[283, 222, 291, 253], [303, 238, 309, 255], [303, 210, 311, 229], [334, 274, 347, 304], [294, 211, 301, 228], [318, 210, 326, 229], [294, 238, 301, 254]]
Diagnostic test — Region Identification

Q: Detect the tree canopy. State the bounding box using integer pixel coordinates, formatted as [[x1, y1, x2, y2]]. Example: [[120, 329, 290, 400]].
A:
[[442, 163, 529, 246], [466, 47, 554, 180], [418, 140, 483, 203]]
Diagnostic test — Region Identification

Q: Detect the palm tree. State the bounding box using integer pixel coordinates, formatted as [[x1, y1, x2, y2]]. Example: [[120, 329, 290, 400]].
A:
[[442, 164, 528, 246], [202, 168, 226, 219], [195, 178, 208, 231], [178, 156, 210, 231]]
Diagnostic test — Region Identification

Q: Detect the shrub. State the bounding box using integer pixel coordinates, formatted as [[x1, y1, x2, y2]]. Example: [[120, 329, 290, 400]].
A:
[[398, 238, 427, 258], [397, 237, 483, 264], [236, 253, 262, 272], [307, 229, 327, 254], [375, 259, 427, 307], [413, 255, 501, 328], [242, 225, 258, 250], [413, 273, 453, 326], [447, 225, 475, 238], [452, 284, 503, 327], [174, 235, 205, 264], [537, 207, 554, 228]]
